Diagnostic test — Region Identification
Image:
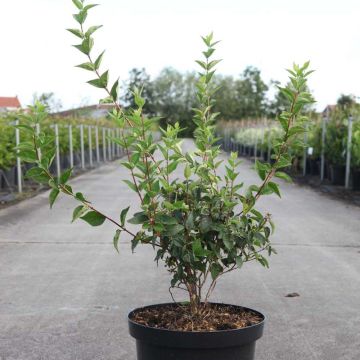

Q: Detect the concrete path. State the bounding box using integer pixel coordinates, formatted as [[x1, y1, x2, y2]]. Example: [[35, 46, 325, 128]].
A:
[[0, 139, 359, 360]]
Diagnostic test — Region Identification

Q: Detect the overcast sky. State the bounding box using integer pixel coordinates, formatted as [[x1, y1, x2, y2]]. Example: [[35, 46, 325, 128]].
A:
[[1, 0, 359, 111]]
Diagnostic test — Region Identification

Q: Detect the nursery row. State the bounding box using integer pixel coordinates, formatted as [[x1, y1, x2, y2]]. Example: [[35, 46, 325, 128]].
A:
[[218, 113, 360, 191], [0, 115, 160, 193]]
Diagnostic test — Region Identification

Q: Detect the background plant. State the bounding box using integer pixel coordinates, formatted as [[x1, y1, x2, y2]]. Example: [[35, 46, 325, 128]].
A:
[[15, 0, 315, 316]]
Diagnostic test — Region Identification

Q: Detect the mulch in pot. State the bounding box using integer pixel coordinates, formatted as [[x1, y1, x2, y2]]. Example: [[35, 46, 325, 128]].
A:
[[130, 303, 263, 332]]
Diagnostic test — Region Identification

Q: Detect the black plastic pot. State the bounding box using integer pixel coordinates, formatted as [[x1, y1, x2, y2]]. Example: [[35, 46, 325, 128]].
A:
[[329, 164, 345, 185], [307, 159, 319, 176], [128, 303, 265, 360], [352, 168, 360, 191]]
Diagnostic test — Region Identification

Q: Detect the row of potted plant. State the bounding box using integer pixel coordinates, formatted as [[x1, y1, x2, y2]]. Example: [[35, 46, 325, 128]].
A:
[[0, 115, 122, 189], [219, 113, 360, 189]]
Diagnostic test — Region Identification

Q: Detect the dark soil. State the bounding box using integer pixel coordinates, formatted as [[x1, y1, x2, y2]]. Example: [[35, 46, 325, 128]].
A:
[[130, 303, 263, 332]]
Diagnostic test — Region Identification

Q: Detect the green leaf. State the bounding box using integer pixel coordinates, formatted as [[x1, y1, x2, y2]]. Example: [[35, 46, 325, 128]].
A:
[[210, 263, 223, 280], [87, 70, 108, 88], [85, 25, 103, 37], [72, 0, 83, 10], [80, 211, 106, 226], [49, 188, 59, 208], [67, 28, 84, 39], [185, 212, 194, 230], [123, 180, 138, 192], [60, 168, 72, 184], [274, 171, 292, 183], [120, 206, 130, 226], [94, 50, 105, 70], [72, 205, 87, 222], [167, 160, 179, 173], [192, 239, 205, 257], [128, 212, 148, 225], [199, 216, 212, 233], [267, 182, 281, 198], [275, 155, 292, 169], [76, 62, 94, 71], [75, 192, 90, 202], [73, 11, 87, 25], [83, 4, 98, 11], [184, 164, 191, 179], [18, 150, 37, 163], [110, 79, 119, 101], [166, 224, 184, 236], [25, 167, 47, 182], [113, 229, 121, 253], [15, 124, 34, 133], [74, 37, 93, 55], [254, 232, 266, 245], [270, 220, 276, 234], [235, 256, 243, 268], [156, 214, 178, 225]]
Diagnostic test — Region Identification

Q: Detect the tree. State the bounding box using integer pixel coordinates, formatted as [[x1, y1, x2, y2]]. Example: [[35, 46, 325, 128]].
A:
[[152, 68, 197, 137], [236, 66, 268, 118], [121, 68, 156, 115], [213, 75, 239, 120], [32, 92, 62, 113]]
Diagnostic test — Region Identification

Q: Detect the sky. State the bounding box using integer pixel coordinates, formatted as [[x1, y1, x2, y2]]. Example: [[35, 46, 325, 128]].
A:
[[1, 0, 359, 112]]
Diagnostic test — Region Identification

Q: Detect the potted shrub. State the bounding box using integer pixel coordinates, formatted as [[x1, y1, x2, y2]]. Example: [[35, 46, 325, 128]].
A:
[[352, 121, 360, 190], [325, 110, 347, 185], [14, 1, 315, 359], [306, 121, 321, 176]]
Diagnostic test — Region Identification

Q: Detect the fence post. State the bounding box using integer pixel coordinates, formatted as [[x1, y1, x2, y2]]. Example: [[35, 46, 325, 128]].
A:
[[254, 130, 258, 162], [320, 112, 328, 181], [35, 123, 41, 159], [112, 129, 116, 158], [68, 125, 74, 169], [88, 125, 93, 168], [116, 129, 120, 157], [267, 129, 272, 162], [345, 115, 353, 189], [108, 128, 112, 161], [260, 128, 265, 160], [15, 120, 22, 193], [303, 123, 308, 176], [54, 124, 61, 178], [95, 126, 100, 163], [80, 124, 85, 169], [102, 127, 107, 162]]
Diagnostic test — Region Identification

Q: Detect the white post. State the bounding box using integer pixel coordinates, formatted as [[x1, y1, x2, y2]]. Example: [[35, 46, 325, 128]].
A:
[[267, 129, 272, 162], [345, 115, 353, 189], [88, 125, 93, 168], [112, 129, 116, 158], [68, 125, 74, 169], [35, 123, 41, 158], [260, 127, 265, 160], [80, 124, 85, 169], [320, 112, 328, 181], [108, 128, 112, 161], [102, 127, 107, 162], [95, 126, 100, 163], [254, 130, 258, 162], [303, 123, 308, 176], [116, 129, 120, 156], [54, 124, 61, 178], [15, 120, 22, 193]]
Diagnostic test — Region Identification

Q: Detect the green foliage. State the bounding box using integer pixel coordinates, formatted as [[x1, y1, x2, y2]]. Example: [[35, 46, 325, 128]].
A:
[[14, 0, 316, 315], [0, 114, 115, 172], [325, 117, 347, 166]]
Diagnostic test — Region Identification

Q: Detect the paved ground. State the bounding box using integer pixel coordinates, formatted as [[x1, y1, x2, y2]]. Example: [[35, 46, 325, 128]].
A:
[[0, 139, 359, 360]]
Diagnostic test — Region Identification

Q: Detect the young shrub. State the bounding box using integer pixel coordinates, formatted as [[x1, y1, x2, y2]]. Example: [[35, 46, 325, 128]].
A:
[[15, 0, 315, 316]]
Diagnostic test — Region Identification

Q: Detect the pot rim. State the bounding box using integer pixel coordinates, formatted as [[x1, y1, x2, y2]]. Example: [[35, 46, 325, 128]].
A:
[[128, 302, 266, 334]]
